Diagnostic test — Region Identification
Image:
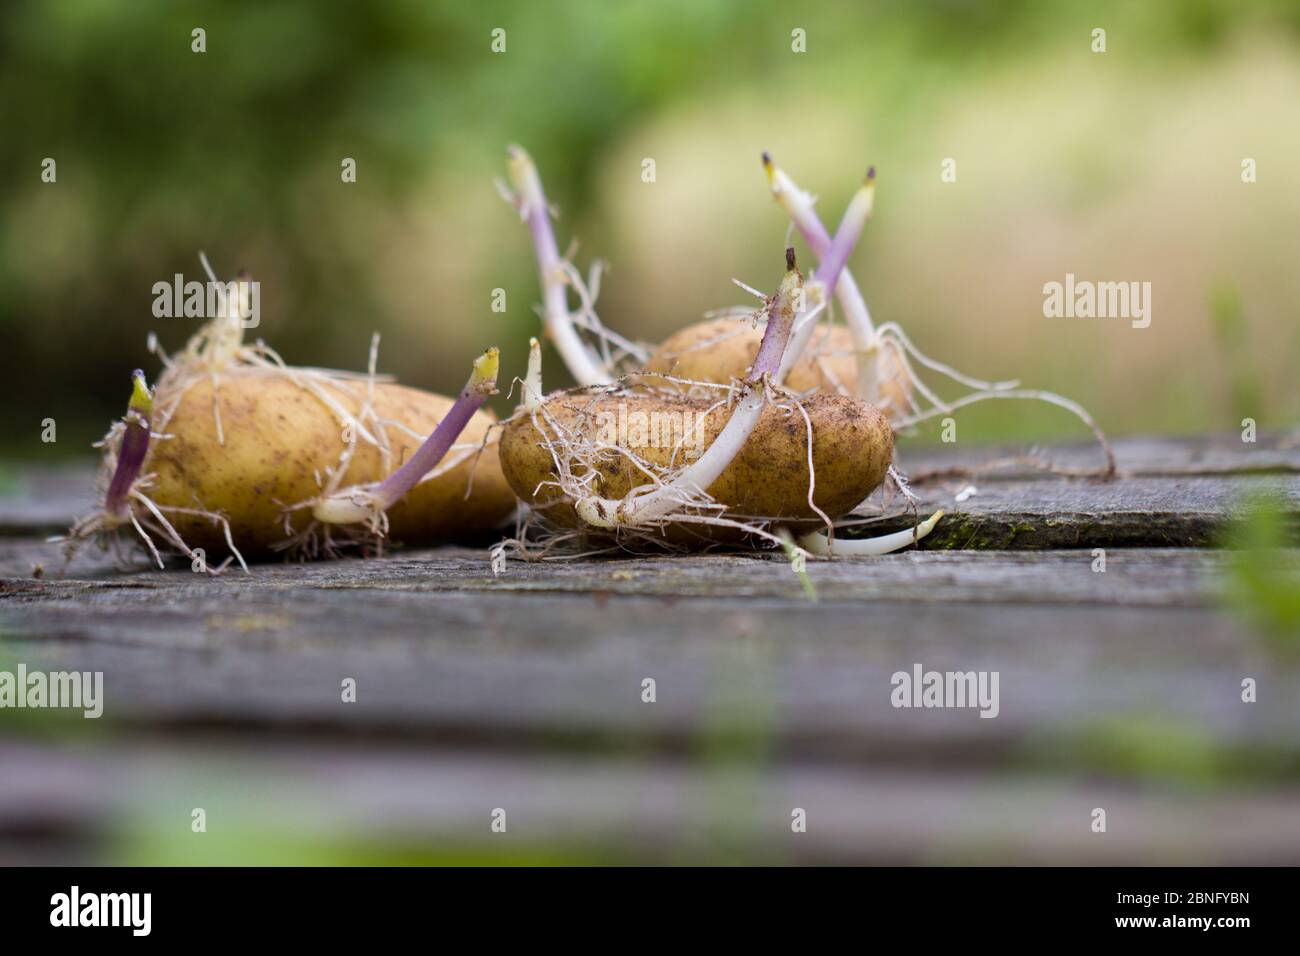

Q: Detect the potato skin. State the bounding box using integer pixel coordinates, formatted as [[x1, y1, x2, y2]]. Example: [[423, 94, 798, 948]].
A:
[[142, 367, 514, 552], [642, 318, 911, 415], [500, 390, 893, 534]]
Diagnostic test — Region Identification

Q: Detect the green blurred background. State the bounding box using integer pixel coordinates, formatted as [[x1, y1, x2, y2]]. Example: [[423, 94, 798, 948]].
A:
[[3, 0, 1298, 457]]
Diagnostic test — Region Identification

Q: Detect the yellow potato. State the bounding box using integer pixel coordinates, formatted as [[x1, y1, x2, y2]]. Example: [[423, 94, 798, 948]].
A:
[[641, 318, 912, 416], [499, 389, 893, 537], [143, 367, 514, 552]]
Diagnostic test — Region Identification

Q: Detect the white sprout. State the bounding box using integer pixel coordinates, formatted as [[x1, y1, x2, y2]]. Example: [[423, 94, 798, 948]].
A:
[[799, 509, 945, 557]]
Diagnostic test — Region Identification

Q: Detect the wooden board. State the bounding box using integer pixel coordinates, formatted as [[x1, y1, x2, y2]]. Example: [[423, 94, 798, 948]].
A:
[[1, 435, 1298, 864]]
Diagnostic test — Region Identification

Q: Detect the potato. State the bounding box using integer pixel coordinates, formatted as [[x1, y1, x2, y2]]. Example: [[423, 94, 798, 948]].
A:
[[641, 318, 912, 415], [499, 389, 893, 536], [144, 367, 514, 552]]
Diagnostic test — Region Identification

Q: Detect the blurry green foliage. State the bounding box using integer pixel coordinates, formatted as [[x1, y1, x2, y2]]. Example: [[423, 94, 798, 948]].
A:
[[1222, 491, 1300, 653], [3, 0, 1299, 455], [2, 0, 780, 450], [111, 824, 615, 867], [1064, 716, 1221, 785], [1047, 712, 1299, 785]]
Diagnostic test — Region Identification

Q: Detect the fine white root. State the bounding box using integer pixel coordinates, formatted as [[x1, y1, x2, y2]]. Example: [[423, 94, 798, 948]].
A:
[[798, 509, 945, 557], [131, 490, 249, 574], [559, 259, 649, 367], [875, 321, 1017, 394], [891, 385, 1117, 479]]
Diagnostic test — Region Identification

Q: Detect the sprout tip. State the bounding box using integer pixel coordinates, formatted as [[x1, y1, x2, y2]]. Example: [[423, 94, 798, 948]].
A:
[[128, 370, 153, 415], [470, 346, 500, 392]]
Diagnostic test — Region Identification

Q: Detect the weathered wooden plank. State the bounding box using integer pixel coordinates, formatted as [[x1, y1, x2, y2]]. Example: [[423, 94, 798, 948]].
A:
[[3, 564, 1294, 765], [0, 538, 1275, 607], [861, 474, 1298, 549], [864, 432, 1300, 547], [2, 738, 1297, 864]]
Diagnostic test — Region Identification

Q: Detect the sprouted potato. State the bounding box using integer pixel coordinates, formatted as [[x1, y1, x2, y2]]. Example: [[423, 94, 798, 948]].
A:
[[61, 265, 512, 571], [500, 386, 894, 542], [498, 189, 925, 555], [496, 146, 1115, 561]]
